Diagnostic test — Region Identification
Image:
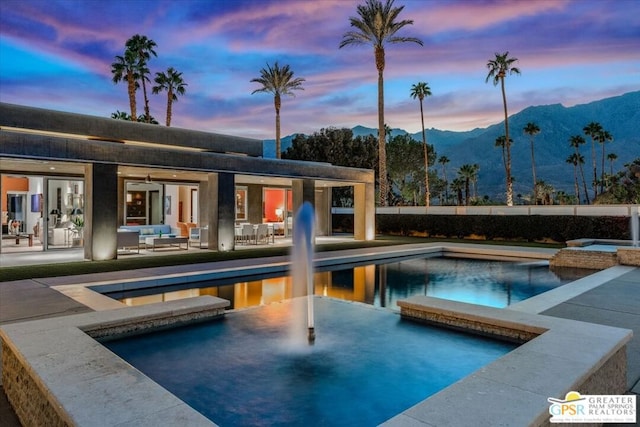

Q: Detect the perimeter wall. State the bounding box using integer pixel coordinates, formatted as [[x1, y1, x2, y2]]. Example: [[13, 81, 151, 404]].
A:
[[332, 205, 640, 243]]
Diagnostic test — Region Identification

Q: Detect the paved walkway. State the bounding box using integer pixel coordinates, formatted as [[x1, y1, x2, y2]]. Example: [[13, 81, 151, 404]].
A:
[[541, 267, 640, 394], [1, 245, 638, 425]]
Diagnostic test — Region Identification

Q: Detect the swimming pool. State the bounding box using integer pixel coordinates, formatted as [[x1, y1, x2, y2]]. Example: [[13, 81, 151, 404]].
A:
[[104, 297, 518, 426], [105, 255, 589, 310]]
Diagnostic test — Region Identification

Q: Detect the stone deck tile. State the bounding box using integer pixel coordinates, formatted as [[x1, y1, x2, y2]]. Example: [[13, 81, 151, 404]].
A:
[[542, 268, 640, 393]]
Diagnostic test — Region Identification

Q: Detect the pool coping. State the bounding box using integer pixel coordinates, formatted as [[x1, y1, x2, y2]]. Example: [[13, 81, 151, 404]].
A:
[[0, 297, 228, 427], [49, 243, 557, 312], [384, 296, 631, 426]]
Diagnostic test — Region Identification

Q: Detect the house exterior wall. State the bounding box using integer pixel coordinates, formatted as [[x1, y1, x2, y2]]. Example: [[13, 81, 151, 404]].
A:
[[0, 103, 376, 260]]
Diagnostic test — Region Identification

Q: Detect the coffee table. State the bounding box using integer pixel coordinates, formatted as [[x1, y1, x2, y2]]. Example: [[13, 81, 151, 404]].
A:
[[144, 236, 188, 251], [2, 233, 34, 246]]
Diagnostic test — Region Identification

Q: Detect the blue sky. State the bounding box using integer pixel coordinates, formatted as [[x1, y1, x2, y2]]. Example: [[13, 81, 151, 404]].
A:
[[1, 0, 638, 140]]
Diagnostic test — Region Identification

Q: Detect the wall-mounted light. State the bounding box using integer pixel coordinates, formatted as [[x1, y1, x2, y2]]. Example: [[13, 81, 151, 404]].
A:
[[145, 174, 152, 184]]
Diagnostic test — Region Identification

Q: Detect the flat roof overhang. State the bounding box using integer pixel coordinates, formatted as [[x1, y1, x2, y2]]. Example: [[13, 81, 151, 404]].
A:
[[0, 102, 263, 157], [0, 104, 374, 187]]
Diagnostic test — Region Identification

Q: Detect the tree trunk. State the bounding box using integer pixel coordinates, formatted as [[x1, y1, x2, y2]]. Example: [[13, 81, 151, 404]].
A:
[[166, 89, 173, 127], [274, 93, 281, 159], [376, 46, 387, 206], [142, 77, 150, 123], [573, 165, 580, 203], [579, 162, 590, 204], [591, 138, 597, 200], [442, 165, 448, 203], [465, 179, 470, 206], [127, 71, 137, 121], [530, 136, 537, 203], [501, 76, 512, 206], [419, 99, 430, 206], [600, 142, 606, 194]]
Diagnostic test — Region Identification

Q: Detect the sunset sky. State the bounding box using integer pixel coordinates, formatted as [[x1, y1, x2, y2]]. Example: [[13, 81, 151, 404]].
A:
[[1, 0, 638, 141]]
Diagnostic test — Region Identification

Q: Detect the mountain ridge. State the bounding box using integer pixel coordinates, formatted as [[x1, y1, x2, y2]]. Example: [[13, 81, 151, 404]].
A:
[[264, 91, 640, 199]]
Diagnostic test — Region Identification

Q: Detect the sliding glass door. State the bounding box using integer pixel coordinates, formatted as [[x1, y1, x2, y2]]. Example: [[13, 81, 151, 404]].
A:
[[46, 178, 84, 250]]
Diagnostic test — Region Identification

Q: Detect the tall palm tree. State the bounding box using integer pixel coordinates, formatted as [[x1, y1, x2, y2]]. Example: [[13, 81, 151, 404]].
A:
[[523, 122, 540, 202], [495, 135, 513, 193], [340, 0, 423, 206], [152, 67, 187, 127], [111, 49, 139, 121], [126, 35, 157, 123], [583, 121, 603, 200], [566, 153, 581, 202], [410, 82, 433, 206], [486, 51, 520, 206], [251, 62, 305, 159], [596, 129, 613, 194], [607, 152, 618, 175], [569, 135, 590, 204], [438, 155, 449, 203]]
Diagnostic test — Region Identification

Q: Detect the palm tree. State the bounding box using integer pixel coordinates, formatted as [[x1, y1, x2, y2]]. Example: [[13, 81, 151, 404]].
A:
[[458, 164, 477, 206], [140, 114, 159, 125], [410, 82, 432, 206], [438, 155, 449, 203], [608, 152, 618, 175], [125, 35, 157, 123], [111, 110, 131, 120], [569, 135, 590, 204], [536, 181, 554, 205], [523, 122, 540, 202], [450, 177, 464, 206], [152, 67, 187, 127], [110, 111, 158, 123], [583, 121, 603, 200], [486, 51, 520, 206], [340, 0, 423, 206], [596, 129, 613, 194], [251, 62, 305, 159], [111, 49, 140, 121], [566, 153, 582, 203]]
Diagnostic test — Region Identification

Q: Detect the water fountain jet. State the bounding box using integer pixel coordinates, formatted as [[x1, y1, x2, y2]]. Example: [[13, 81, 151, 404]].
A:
[[291, 202, 316, 344]]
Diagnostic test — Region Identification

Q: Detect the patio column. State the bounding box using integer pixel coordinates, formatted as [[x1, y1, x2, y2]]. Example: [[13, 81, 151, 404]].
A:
[[292, 179, 315, 213], [291, 179, 315, 238], [208, 172, 235, 251], [198, 179, 209, 228], [86, 163, 118, 260], [353, 182, 375, 241], [315, 186, 331, 236]]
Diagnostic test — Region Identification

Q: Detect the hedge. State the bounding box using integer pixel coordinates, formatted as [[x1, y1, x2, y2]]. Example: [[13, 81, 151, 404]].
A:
[[332, 214, 631, 243]]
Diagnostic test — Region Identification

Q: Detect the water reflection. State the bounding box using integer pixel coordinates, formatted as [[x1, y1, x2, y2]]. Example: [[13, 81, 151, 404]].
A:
[[112, 256, 590, 310]]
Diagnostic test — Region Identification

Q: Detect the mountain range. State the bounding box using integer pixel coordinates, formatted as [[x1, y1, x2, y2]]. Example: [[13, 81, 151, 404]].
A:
[[264, 91, 640, 199]]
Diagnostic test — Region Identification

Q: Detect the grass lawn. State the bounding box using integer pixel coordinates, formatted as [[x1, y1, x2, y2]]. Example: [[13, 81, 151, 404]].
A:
[[0, 236, 563, 283]]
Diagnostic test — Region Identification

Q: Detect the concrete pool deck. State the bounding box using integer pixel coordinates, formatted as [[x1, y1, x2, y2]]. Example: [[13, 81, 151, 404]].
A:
[[1, 242, 638, 425]]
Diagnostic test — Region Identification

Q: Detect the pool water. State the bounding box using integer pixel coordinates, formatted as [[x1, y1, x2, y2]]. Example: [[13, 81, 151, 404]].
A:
[[107, 255, 588, 310], [105, 298, 517, 426]]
